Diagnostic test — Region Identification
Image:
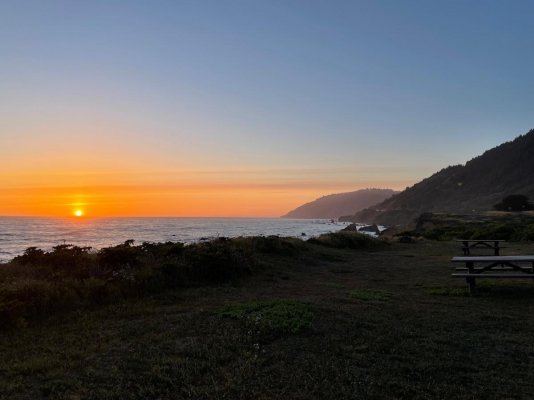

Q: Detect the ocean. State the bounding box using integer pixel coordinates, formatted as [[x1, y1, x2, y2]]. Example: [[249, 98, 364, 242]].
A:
[[0, 217, 351, 263]]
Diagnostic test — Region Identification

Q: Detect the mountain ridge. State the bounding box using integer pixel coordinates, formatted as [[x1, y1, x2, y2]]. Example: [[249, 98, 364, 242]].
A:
[[281, 188, 397, 219], [341, 129, 534, 226]]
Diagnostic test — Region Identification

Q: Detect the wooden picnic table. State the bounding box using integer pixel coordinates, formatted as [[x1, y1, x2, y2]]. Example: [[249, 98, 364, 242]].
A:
[[451, 255, 534, 294], [455, 239, 505, 256]]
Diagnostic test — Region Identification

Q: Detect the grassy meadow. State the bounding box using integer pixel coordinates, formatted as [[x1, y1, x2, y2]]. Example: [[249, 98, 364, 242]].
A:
[[1, 233, 534, 399]]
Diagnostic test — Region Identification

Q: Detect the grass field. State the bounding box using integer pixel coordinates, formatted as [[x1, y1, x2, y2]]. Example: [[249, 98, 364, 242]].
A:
[[2, 239, 534, 399]]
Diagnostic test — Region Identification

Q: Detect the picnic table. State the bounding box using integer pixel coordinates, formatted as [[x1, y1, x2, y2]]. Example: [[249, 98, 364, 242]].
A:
[[455, 239, 505, 256], [451, 255, 534, 294]]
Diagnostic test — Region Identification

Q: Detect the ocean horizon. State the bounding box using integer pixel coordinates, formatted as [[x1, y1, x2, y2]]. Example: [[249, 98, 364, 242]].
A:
[[0, 217, 352, 263]]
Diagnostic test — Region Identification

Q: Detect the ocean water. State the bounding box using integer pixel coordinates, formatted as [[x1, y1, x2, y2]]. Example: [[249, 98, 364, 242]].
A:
[[0, 217, 352, 263]]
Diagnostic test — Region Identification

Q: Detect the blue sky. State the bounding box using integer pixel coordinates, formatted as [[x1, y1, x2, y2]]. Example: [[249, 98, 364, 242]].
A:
[[1, 1, 534, 215]]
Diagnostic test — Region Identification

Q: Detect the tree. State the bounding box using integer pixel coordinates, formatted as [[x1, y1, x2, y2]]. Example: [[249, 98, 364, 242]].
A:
[[493, 194, 534, 212]]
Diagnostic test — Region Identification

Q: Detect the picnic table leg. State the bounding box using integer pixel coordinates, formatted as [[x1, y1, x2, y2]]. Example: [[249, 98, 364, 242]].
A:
[[463, 241, 469, 256], [466, 276, 476, 294], [466, 261, 476, 294], [494, 241, 500, 256]]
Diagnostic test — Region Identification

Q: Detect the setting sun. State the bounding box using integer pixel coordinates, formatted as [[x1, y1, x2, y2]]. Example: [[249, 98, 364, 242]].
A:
[[74, 210, 84, 217]]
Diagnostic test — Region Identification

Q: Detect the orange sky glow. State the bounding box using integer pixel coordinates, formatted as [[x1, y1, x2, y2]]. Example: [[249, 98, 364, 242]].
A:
[[0, 179, 414, 218], [0, 113, 428, 217], [0, 163, 417, 217], [1, 141, 421, 217]]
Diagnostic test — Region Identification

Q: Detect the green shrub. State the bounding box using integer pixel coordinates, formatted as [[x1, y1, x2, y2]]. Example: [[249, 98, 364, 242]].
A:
[[13, 247, 45, 265], [0, 279, 87, 327], [0, 299, 26, 328], [182, 238, 255, 285], [1, 280, 55, 319], [0, 237, 269, 329], [308, 231, 385, 249], [470, 223, 518, 241], [422, 228, 447, 241], [81, 278, 121, 305], [519, 224, 534, 241], [234, 236, 305, 256], [13, 245, 93, 279], [417, 225, 477, 241], [494, 194, 534, 212], [418, 221, 530, 242], [97, 240, 144, 272], [141, 241, 184, 261]]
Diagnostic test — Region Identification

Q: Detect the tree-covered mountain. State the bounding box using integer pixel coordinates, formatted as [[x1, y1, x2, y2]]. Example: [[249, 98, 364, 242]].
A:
[[281, 188, 397, 219], [341, 129, 534, 226]]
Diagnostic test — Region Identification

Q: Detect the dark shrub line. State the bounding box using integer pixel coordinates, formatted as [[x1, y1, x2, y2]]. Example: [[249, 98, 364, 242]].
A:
[[410, 222, 534, 241], [0, 232, 383, 329]]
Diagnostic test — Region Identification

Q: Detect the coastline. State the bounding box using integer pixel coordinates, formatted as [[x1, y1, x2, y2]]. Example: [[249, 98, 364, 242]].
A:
[[0, 217, 351, 264]]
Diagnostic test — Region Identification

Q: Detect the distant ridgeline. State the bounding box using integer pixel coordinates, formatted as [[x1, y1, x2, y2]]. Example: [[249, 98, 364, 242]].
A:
[[281, 188, 397, 219], [340, 129, 534, 226]]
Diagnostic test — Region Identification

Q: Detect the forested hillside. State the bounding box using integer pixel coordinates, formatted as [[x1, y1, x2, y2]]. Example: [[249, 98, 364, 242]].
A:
[[342, 129, 534, 225]]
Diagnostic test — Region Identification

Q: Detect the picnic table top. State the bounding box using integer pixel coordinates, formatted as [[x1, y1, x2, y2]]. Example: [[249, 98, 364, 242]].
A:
[[452, 255, 534, 262], [454, 239, 506, 242]]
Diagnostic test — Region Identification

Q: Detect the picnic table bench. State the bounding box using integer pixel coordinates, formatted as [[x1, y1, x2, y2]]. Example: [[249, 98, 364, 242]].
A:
[[451, 255, 534, 294], [455, 239, 505, 256]]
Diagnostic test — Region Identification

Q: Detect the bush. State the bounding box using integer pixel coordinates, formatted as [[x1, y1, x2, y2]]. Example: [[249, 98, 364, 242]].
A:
[[308, 231, 385, 249], [0, 298, 26, 328], [0, 236, 307, 329], [81, 278, 121, 305], [0, 279, 83, 327], [13, 247, 45, 265], [520, 224, 534, 241], [470, 223, 518, 241], [183, 238, 255, 284], [494, 194, 534, 212], [234, 236, 305, 256], [141, 241, 184, 261], [97, 240, 144, 273], [156, 262, 189, 289], [13, 245, 93, 279]]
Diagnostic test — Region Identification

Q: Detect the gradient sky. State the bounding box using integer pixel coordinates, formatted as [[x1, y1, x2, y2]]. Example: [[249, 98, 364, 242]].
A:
[[1, 0, 534, 217]]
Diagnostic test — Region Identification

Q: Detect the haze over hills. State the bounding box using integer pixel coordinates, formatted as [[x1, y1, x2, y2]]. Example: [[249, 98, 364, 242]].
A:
[[281, 188, 397, 219], [341, 129, 534, 226]]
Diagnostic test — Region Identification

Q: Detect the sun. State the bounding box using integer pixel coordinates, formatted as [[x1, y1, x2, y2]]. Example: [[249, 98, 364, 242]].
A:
[[74, 209, 84, 217]]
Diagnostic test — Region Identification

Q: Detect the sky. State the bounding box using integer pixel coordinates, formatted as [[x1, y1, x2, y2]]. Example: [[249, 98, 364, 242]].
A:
[[1, 0, 534, 217]]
